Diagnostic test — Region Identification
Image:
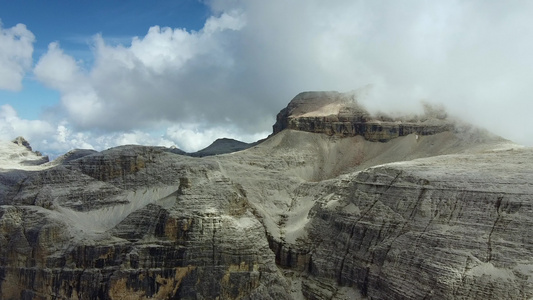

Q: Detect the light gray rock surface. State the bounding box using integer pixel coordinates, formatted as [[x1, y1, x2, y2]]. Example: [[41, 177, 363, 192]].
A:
[[0, 92, 531, 300]]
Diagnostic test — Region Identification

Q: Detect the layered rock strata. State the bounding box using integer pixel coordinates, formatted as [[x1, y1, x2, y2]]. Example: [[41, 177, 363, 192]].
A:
[[273, 91, 453, 142], [0, 146, 288, 299], [0, 91, 531, 300], [9, 136, 49, 165]]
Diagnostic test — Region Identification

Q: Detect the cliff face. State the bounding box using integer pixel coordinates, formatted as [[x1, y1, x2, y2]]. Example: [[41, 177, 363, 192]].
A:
[[0, 146, 288, 300], [1, 92, 531, 300], [302, 150, 533, 299], [273, 91, 453, 142]]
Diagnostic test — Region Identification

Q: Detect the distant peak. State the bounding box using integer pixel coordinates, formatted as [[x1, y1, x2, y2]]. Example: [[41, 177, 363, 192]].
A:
[[212, 138, 247, 144], [188, 137, 252, 157], [12, 136, 32, 151]]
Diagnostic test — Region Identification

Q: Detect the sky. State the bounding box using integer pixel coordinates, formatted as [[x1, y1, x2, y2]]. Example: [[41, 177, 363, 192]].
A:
[[1, 0, 533, 156]]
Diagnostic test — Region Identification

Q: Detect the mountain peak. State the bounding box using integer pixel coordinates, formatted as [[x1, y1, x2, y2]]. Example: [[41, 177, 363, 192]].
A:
[[273, 91, 457, 142], [189, 137, 253, 157], [12, 136, 33, 151]]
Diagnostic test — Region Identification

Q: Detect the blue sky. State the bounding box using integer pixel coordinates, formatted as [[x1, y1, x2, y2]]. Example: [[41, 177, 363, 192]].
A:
[[1, 0, 533, 156], [1, 1, 209, 49], [0, 0, 209, 119]]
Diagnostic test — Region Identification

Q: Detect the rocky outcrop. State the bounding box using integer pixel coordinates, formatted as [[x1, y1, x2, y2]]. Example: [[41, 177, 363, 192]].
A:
[[9, 136, 49, 165], [11, 136, 33, 151], [0, 146, 289, 300], [0, 93, 530, 300], [273, 91, 453, 142], [301, 149, 533, 299]]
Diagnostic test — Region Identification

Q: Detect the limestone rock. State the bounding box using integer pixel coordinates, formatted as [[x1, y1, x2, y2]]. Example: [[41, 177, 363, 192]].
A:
[[0, 92, 531, 300], [303, 148, 533, 299], [2, 137, 49, 167], [53, 149, 98, 164], [272, 91, 455, 142], [12, 136, 33, 151], [0, 145, 289, 299]]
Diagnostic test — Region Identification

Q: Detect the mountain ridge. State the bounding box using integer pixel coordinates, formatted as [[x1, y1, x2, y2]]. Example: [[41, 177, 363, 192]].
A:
[[0, 91, 530, 300]]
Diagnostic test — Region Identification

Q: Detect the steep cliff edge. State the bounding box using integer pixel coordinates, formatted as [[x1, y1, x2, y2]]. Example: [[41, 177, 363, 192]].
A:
[[273, 91, 456, 142], [0, 92, 530, 300]]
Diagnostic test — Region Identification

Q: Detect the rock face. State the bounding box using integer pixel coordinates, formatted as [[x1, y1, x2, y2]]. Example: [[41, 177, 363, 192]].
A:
[[273, 91, 453, 142], [1, 92, 532, 300], [0, 146, 288, 300], [302, 150, 533, 299], [7, 136, 49, 166]]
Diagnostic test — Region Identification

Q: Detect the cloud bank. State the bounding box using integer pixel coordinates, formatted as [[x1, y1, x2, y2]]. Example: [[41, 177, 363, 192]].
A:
[[34, 12, 253, 132], [0, 22, 34, 91], [3, 1, 533, 155]]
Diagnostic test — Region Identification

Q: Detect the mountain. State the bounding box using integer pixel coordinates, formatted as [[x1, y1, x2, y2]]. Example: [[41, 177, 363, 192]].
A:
[[188, 138, 255, 157], [0, 91, 531, 300], [0, 136, 49, 169]]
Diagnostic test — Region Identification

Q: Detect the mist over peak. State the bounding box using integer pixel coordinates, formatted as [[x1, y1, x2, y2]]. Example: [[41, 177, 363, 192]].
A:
[[1, 0, 533, 157]]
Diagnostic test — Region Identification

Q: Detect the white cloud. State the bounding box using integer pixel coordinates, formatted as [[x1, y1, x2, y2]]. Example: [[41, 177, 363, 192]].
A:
[[0, 105, 94, 156], [0, 105, 164, 157], [209, 0, 533, 146], [0, 21, 34, 91], [112, 130, 175, 148], [37, 124, 184, 158], [34, 11, 251, 133], [0, 104, 54, 142], [34, 42, 84, 91], [166, 123, 267, 152], [22, 0, 533, 154]]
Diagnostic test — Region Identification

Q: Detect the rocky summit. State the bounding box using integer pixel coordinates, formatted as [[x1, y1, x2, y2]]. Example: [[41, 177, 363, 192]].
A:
[[1, 91, 532, 300], [272, 91, 453, 141]]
